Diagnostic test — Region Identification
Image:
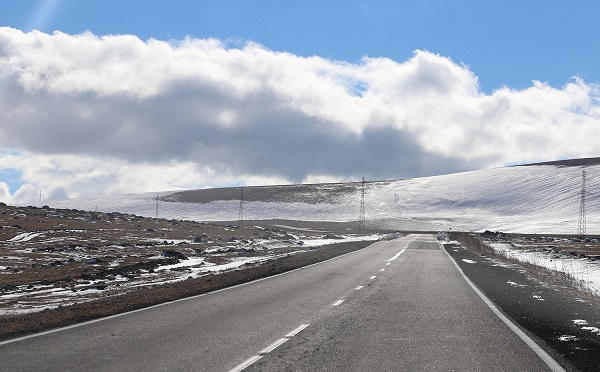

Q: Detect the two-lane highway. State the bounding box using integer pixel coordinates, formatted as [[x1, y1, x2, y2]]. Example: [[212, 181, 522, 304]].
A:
[[0, 235, 564, 371]]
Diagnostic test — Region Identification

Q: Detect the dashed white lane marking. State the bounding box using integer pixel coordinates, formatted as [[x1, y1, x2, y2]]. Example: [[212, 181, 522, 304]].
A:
[[369, 275, 376, 280], [228, 323, 311, 372], [285, 324, 310, 338], [386, 262, 391, 266], [332, 300, 345, 307], [260, 338, 289, 354], [228, 356, 262, 372], [355, 285, 364, 290], [386, 243, 410, 262], [380, 269, 385, 272]]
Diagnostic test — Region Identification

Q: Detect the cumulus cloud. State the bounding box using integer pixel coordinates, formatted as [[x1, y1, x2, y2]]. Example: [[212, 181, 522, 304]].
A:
[[0, 27, 599, 203]]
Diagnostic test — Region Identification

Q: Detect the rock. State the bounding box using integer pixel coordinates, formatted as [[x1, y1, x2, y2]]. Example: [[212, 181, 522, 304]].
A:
[[94, 282, 108, 290], [161, 250, 188, 260]]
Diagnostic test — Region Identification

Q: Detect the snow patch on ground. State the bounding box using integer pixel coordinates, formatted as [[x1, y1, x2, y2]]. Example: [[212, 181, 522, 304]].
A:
[[491, 243, 600, 295], [8, 232, 42, 242], [582, 327, 600, 335], [559, 335, 577, 342]]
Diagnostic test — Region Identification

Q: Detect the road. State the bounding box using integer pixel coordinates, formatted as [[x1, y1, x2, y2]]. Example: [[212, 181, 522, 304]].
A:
[[0, 234, 562, 371]]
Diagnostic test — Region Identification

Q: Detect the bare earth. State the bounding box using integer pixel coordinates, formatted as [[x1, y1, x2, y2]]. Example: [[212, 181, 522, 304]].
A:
[[0, 204, 379, 340]]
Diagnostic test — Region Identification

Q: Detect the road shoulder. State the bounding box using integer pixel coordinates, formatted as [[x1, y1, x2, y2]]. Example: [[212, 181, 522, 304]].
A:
[[444, 242, 600, 372]]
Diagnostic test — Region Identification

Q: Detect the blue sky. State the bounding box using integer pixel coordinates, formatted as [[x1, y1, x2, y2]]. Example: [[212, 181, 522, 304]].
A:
[[3, 0, 599, 93], [1, 1, 600, 203]]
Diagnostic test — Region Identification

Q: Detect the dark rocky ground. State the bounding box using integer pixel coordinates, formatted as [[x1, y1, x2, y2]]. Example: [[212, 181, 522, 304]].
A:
[[0, 203, 383, 340], [0, 239, 375, 341], [445, 240, 600, 372]]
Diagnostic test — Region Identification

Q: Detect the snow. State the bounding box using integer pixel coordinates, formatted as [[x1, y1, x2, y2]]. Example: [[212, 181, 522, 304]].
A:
[[582, 327, 600, 335], [36, 163, 600, 235], [491, 242, 600, 295], [572, 320, 600, 335], [558, 335, 577, 342], [8, 232, 42, 242], [461, 259, 476, 264]]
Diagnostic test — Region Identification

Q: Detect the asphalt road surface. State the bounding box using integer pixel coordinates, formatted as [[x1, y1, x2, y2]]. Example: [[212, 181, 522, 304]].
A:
[[0, 234, 564, 371]]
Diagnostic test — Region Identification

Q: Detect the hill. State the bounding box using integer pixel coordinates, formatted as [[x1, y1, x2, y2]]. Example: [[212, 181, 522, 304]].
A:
[[37, 158, 600, 234]]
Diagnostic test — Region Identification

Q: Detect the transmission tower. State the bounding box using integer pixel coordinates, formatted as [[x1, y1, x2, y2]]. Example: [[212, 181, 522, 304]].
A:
[[155, 193, 159, 218], [577, 170, 587, 237], [238, 187, 244, 228], [358, 177, 366, 230]]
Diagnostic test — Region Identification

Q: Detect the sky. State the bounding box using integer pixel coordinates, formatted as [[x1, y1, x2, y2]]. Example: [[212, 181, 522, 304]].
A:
[[0, 0, 599, 204]]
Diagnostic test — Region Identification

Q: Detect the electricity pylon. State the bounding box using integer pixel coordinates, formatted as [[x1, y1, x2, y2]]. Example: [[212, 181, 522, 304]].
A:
[[577, 170, 588, 237], [359, 177, 366, 230]]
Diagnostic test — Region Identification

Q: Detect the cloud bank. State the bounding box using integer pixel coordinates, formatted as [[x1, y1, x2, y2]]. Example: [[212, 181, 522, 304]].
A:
[[1, 27, 599, 203]]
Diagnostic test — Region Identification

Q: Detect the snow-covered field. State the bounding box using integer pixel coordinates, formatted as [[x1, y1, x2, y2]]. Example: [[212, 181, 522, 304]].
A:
[[489, 240, 600, 296], [40, 162, 600, 235]]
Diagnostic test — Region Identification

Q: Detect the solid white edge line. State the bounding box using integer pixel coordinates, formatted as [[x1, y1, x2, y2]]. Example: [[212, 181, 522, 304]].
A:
[[0, 240, 385, 346], [260, 338, 289, 354], [439, 241, 566, 372], [285, 323, 310, 338], [227, 355, 263, 372], [332, 300, 345, 307]]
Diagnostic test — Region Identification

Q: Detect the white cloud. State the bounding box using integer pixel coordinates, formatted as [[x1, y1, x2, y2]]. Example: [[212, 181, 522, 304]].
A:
[[0, 27, 599, 203]]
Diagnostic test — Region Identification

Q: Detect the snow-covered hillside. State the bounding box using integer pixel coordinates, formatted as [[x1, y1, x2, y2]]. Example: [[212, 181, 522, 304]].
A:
[[38, 161, 600, 234]]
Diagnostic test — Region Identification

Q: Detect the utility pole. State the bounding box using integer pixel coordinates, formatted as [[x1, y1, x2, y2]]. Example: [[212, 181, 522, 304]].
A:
[[239, 187, 244, 228], [359, 177, 366, 230], [578, 170, 588, 237]]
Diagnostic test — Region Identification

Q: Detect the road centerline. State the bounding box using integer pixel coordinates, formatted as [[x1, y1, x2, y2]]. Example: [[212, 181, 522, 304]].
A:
[[228, 323, 311, 372], [332, 300, 345, 307], [260, 338, 289, 354], [285, 324, 310, 338]]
